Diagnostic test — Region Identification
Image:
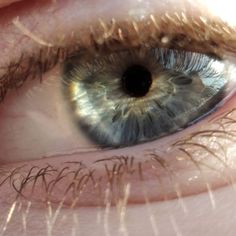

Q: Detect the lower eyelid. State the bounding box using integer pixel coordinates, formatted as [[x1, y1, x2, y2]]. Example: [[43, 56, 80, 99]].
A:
[[0, 133, 234, 208]]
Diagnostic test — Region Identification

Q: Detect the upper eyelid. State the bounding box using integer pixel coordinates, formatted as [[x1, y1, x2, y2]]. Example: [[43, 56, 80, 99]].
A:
[[0, 1, 236, 102]]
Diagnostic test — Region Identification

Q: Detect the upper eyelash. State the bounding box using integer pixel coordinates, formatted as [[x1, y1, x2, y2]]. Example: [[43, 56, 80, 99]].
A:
[[0, 11, 235, 103]]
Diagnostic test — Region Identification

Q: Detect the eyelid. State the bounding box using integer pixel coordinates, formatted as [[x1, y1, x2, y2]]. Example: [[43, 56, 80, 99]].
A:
[[0, 0, 236, 102]]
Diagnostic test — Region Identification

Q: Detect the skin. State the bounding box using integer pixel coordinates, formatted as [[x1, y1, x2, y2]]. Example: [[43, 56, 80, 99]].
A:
[[1, 0, 236, 235], [0, 0, 22, 7]]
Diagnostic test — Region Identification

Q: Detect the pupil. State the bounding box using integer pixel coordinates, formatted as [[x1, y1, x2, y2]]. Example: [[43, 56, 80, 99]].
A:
[[122, 65, 152, 97]]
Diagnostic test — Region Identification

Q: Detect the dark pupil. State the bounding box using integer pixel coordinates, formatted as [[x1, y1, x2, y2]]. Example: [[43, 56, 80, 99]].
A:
[[122, 65, 152, 97]]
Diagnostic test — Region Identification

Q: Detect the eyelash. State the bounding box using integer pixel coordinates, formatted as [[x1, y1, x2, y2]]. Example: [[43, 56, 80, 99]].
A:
[[0, 10, 234, 103], [1, 107, 235, 208], [0, 11, 236, 207]]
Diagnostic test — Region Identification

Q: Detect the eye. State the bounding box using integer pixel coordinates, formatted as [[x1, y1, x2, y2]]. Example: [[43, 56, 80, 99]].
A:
[[1, 0, 236, 209], [62, 47, 234, 147]]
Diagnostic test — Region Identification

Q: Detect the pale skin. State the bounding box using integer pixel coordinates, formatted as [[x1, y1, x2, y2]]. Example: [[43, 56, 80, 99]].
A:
[[1, 0, 236, 236]]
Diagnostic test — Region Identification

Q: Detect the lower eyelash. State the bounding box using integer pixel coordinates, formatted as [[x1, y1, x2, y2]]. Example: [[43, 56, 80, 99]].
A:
[[0, 109, 235, 208]]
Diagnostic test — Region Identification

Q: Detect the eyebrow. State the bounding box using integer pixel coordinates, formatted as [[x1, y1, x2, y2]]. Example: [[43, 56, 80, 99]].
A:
[[0, 1, 236, 102]]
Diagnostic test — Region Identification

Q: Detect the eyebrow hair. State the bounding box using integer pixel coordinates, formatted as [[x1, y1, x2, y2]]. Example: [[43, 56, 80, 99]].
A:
[[0, 8, 236, 102]]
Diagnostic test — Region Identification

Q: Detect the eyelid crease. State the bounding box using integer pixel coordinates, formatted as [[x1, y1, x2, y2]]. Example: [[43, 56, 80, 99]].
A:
[[0, 11, 236, 102]]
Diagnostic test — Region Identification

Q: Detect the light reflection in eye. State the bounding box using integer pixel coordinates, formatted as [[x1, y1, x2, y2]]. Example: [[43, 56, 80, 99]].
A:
[[0, 0, 236, 212]]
